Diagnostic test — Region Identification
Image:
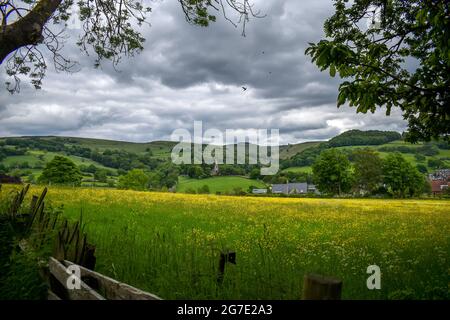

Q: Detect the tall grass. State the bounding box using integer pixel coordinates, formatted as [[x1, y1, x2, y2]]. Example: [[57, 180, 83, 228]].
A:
[[1, 185, 449, 300]]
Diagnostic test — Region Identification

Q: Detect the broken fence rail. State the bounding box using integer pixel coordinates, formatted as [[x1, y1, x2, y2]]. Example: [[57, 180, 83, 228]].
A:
[[47, 257, 162, 300]]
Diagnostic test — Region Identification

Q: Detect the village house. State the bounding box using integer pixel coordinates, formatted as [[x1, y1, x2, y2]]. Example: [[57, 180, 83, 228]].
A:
[[430, 180, 450, 196], [428, 169, 450, 196], [271, 182, 318, 195]]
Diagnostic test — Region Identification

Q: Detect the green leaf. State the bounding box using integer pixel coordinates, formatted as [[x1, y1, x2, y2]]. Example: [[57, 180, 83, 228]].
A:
[[330, 65, 336, 77]]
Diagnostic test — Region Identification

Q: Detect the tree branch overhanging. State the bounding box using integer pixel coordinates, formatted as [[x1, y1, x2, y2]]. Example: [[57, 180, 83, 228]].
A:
[[0, 0, 262, 93], [0, 0, 63, 64]]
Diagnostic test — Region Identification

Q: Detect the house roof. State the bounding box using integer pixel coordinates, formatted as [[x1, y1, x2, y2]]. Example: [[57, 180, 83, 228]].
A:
[[429, 169, 450, 181], [431, 180, 450, 193], [272, 183, 308, 193]]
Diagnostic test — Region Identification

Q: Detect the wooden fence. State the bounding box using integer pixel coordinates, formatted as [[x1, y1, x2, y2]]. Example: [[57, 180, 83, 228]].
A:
[[46, 257, 162, 300], [45, 255, 342, 300]]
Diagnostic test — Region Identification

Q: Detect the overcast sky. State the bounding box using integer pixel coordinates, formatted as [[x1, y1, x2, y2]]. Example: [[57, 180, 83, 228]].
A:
[[0, 0, 407, 144]]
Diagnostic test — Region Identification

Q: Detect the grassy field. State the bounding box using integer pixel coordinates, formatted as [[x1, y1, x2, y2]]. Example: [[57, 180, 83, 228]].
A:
[[281, 166, 313, 174], [1, 185, 449, 300], [177, 176, 266, 194]]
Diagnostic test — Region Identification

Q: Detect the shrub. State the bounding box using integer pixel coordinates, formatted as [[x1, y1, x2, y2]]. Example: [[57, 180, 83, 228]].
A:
[[198, 185, 210, 194]]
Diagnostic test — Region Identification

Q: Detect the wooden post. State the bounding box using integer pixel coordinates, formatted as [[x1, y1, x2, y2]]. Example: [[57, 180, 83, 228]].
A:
[[217, 250, 236, 284], [302, 273, 342, 300], [30, 195, 38, 214], [217, 253, 226, 284]]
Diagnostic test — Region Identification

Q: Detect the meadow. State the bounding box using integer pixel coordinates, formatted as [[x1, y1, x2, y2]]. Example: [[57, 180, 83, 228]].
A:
[[177, 176, 266, 194], [281, 166, 313, 174], [1, 185, 449, 300]]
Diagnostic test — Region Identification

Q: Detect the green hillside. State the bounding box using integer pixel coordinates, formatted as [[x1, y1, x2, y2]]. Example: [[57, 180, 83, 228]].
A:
[[2, 150, 113, 170], [0, 136, 176, 157], [1, 133, 448, 190], [279, 141, 321, 160], [281, 166, 313, 174], [282, 134, 450, 174]]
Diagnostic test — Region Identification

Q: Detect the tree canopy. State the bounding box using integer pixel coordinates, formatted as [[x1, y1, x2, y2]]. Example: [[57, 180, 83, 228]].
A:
[[306, 0, 449, 142], [0, 0, 262, 93], [382, 152, 426, 197], [328, 129, 401, 147], [351, 148, 383, 194], [38, 155, 82, 185], [312, 148, 354, 196], [117, 168, 149, 191]]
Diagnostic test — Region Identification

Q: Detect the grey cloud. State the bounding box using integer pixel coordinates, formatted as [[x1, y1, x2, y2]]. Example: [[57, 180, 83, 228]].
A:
[[0, 0, 408, 144]]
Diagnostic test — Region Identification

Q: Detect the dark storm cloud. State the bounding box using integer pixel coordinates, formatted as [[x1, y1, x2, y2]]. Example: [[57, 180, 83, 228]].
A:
[[0, 0, 407, 143]]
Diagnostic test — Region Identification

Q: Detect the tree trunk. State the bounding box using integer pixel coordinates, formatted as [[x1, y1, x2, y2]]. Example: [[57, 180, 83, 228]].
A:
[[0, 0, 63, 64]]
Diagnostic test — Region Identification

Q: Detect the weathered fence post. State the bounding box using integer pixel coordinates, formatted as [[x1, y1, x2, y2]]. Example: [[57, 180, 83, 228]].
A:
[[302, 273, 342, 300], [30, 195, 38, 214], [217, 250, 236, 284]]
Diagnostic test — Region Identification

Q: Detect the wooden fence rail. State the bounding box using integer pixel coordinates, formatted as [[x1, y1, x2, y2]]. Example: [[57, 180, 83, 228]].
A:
[[47, 257, 342, 300], [47, 257, 162, 300]]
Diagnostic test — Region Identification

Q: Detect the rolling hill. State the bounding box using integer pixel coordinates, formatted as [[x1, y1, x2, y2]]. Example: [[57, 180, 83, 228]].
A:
[[0, 136, 177, 157], [1, 132, 448, 189], [281, 131, 450, 175], [279, 141, 321, 160]]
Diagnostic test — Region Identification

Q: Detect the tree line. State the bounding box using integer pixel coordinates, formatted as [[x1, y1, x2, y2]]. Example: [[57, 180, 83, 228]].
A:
[[312, 148, 430, 198]]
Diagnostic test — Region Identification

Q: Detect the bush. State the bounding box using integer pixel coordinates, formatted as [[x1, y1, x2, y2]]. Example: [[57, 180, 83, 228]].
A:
[[117, 169, 149, 191], [414, 154, 426, 162], [418, 144, 439, 156], [185, 188, 196, 194], [416, 164, 428, 174], [232, 187, 246, 195], [427, 158, 444, 169], [0, 251, 48, 300], [198, 185, 210, 194]]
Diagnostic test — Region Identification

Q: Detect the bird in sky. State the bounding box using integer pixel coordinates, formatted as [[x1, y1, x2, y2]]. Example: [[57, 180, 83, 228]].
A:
[[242, 86, 247, 91]]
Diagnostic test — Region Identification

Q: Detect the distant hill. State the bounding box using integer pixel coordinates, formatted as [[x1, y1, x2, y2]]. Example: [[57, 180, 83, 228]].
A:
[[281, 130, 449, 175], [279, 141, 321, 160], [0, 136, 178, 186], [327, 130, 402, 147], [1, 132, 449, 187], [0, 136, 177, 155]]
